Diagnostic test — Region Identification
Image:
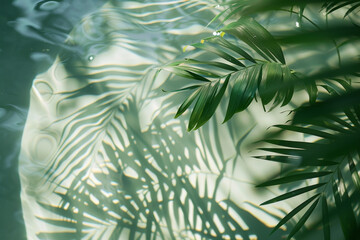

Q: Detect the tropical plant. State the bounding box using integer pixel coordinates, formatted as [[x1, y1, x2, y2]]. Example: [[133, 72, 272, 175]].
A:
[[161, 0, 360, 239], [19, 1, 290, 240], [256, 97, 360, 239], [16, 0, 360, 240]]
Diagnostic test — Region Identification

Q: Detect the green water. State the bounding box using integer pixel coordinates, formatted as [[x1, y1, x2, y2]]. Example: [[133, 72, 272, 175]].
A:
[[1, 1, 111, 238], [2, 1, 355, 239], [20, 1, 286, 239]]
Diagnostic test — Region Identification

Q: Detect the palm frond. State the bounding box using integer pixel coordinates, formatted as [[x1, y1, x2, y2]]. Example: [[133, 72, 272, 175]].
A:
[[162, 12, 359, 130], [257, 102, 360, 239], [162, 17, 298, 129], [322, 0, 360, 16], [18, 0, 360, 240], [213, 0, 360, 21], [19, 1, 290, 239]]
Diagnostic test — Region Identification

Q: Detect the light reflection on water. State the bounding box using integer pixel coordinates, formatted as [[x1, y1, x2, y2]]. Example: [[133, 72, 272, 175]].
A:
[[4, 0, 302, 239]]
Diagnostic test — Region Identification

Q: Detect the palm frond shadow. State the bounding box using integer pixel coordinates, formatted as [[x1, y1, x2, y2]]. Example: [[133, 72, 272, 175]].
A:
[[19, 1, 360, 240], [36, 94, 288, 240], [18, 1, 292, 239], [162, 12, 359, 131]]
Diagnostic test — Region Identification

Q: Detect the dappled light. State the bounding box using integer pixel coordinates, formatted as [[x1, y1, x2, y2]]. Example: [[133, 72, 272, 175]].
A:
[[1, 0, 359, 239]]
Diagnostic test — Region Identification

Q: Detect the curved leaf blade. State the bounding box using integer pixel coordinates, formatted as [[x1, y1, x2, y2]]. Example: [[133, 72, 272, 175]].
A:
[[188, 84, 214, 131], [273, 125, 335, 139], [257, 172, 332, 187], [194, 75, 230, 129], [287, 198, 320, 240], [322, 195, 330, 240], [175, 88, 201, 118], [224, 64, 262, 122], [192, 42, 245, 67], [221, 18, 285, 64], [333, 169, 358, 239], [259, 63, 284, 106], [207, 36, 256, 63], [163, 66, 210, 82], [261, 183, 325, 205], [182, 58, 238, 71], [271, 194, 320, 234]]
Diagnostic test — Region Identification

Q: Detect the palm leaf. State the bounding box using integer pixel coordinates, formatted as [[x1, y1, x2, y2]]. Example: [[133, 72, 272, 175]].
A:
[[221, 18, 285, 64], [333, 169, 358, 239], [287, 198, 320, 240], [216, 0, 360, 19], [270, 194, 320, 234], [18, 1, 360, 240], [256, 172, 332, 187], [322, 195, 330, 240], [260, 183, 325, 205], [192, 42, 246, 67], [224, 64, 261, 122], [322, 0, 360, 16], [18, 3, 288, 239], [163, 10, 360, 130], [257, 103, 360, 239]]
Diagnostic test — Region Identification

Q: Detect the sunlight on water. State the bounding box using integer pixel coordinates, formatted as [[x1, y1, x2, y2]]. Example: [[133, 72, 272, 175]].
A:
[[16, 1, 304, 239]]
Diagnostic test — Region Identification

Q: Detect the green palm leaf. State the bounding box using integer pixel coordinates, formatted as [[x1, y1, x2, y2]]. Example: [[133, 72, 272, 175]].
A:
[[19, 3, 287, 239], [256, 172, 332, 187], [18, 1, 360, 240], [260, 183, 325, 205], [270, 194, 320, 234], [257, 103, 360, 239], [224, 65, 261, 122], [163, 11, 360, 130], [322, 195, 331, 240], [221, 18, 285, 64], [287, 198, 320, 240]]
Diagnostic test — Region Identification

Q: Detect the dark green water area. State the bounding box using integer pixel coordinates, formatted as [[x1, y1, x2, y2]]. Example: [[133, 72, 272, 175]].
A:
[[0, 1, 105, 238]]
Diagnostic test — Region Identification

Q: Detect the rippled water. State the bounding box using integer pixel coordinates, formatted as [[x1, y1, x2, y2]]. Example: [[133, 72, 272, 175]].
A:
[[2, 1, 305, 239]]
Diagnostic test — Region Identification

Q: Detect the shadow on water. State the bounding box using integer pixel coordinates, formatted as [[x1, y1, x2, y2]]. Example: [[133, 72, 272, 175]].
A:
[[0, 1, 106, 239], [1, 1, 324, 239]]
